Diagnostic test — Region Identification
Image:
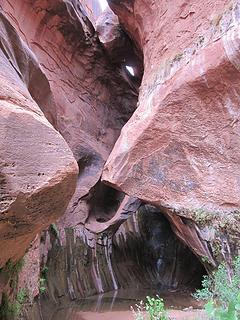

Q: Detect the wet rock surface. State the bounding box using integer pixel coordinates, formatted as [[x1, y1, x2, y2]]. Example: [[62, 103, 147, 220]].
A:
[[113, 205, 205, 290], [26, 204, 204, 315]]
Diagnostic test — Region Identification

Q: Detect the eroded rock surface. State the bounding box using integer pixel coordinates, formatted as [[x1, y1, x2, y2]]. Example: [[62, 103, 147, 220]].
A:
[[0, 0, 139, 258], [0, 11, 78, 267], [1, 0, 138, 227], [0, 0, 141, 307], [104, 0, 240, 213], [103, 0, 240, 264], [1, 0, 240, 316], [30, 205, 203, 308]]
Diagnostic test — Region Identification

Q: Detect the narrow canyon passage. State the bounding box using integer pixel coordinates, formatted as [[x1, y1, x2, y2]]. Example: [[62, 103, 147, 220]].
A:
[[1, 0, 240, 319]]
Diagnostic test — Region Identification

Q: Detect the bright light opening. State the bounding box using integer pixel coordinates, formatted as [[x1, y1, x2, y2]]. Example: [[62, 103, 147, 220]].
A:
[[126, 66, 135, 76], [98, 0, 108, 11]]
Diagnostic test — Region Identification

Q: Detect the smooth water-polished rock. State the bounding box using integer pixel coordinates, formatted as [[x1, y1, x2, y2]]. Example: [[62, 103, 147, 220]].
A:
[[0, 0, 140, 302], [104, 0, 240, 212], [103, 0, 240, 264], [1, 0, 138, 225], [35, 205, 204, 305], [0, 12, 78, 267]]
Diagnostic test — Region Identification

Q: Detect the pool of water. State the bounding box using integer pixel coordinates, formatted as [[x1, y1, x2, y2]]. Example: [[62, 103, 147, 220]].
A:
[[49, 289, 205, 320]]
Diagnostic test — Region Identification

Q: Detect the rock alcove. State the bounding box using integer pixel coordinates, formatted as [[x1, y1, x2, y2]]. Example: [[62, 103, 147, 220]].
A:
[[0, 0, 240, 319], [113, 205, 206, 291]]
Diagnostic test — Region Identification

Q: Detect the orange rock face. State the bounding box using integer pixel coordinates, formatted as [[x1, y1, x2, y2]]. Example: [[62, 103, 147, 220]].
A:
[[103, 0, 240, 213]]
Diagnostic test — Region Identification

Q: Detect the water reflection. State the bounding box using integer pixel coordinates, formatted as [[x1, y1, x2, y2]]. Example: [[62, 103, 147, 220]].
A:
[[49, 289, 203, 320]]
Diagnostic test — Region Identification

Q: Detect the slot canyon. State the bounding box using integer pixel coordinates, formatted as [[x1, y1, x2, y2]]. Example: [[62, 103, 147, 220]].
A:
[[0, 0, 239, 319]]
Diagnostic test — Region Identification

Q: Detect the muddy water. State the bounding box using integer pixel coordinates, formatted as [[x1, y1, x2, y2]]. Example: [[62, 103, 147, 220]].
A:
[[50, 289, 206, 320]]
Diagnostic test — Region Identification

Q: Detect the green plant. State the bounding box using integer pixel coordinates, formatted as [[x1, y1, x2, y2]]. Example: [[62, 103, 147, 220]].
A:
[[204, 294, 240, 320], [41, 266, 48, 278], [0, 289, 28, 320], [131, 296, 169, 320], [173, 53, 183, 62], [5, 258, 24, 277], [0, 293, 19, 319], [0, 259, 26, 319], [1, 258, 25, 291], [146, 296, 168, 320], [198, 35, 204, 45], [194, 256, 240, 320], [39, 266, 48, 294], [201, 256, 211, 264], [16, 289, 28, 305], [39, 278, 46, 294]]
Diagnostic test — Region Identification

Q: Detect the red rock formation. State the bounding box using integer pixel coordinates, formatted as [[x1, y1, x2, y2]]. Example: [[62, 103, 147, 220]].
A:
[[103, 1, 240, 263], [1, 0, 138, 236], [0, 11, 78, 267], [0, 0, 140, 305], [32, 204, 204, 306], [2, 0, 240, 313], [81, 0, 102, 26]]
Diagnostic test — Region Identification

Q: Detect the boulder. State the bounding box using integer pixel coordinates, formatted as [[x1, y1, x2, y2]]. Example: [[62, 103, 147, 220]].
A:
[[0, 11, 78, 266], [103, 1, 240, 264]]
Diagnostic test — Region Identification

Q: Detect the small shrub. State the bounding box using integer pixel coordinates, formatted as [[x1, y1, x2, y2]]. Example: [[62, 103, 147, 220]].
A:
[[131, 300, 145, 320], [0, 258, 25, 290], [41, 266, 48, 279], [0, 289, 28, 320], [16, 289, 28, 305], [0, 259, 26, 319], [194, 256, 240, 320], [131, 295, 169, 320], [204, 294, 240, 320], [173, 53, 183, 62], [146, 296, 168, 320], [39, 266, 48, 294], [5, 258, 24, 276], [0, 293, 16, 319], [39, 278, 47, 294]]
